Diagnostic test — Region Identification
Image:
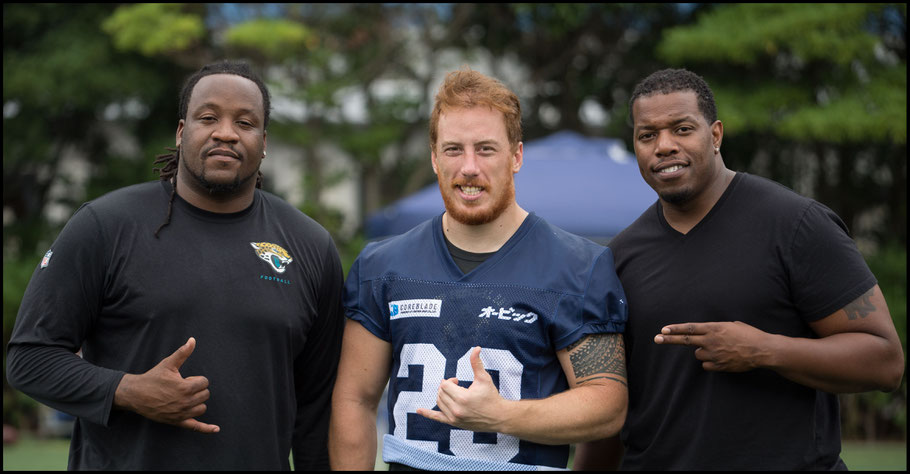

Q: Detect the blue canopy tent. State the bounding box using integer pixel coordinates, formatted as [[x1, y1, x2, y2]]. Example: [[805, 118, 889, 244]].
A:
[[365, 130, 657, 244]]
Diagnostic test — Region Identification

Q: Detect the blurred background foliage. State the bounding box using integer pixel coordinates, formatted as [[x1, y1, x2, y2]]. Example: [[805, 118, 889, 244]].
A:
[[3, 3, 906, 442]]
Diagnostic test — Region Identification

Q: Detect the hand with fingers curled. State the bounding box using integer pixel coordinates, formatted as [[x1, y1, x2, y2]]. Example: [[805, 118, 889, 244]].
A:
[[653, 321, 773, 372], [415, 346, 508, 433], [114, 337, 220, 434]]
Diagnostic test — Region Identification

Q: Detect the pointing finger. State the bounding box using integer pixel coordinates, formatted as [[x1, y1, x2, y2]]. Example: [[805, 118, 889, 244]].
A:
[[661, 323, 707, 336], [654, 334, 704, 347]]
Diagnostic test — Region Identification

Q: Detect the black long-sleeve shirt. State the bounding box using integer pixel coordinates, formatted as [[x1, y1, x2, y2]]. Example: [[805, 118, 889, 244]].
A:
[[7, 180, 345, 470]]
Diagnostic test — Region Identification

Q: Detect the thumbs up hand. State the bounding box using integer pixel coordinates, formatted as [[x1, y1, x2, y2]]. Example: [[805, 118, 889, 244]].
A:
[[416, 346, 508, 433], [113, 337, 220, 433]]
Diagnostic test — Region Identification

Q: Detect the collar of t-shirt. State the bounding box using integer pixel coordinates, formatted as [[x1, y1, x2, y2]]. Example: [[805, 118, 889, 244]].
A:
[[442, 232, 497, 274]]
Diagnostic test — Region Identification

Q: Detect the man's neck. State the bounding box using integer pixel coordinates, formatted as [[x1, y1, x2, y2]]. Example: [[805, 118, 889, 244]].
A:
[[442, 203, 529, 253], [175, 175, 256, 214], [662, 168, 736, 235]]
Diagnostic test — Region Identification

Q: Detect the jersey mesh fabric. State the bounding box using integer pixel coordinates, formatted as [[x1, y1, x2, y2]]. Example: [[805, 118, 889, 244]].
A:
[[379, 280, 564, 468], [345, 213, 627, 470]]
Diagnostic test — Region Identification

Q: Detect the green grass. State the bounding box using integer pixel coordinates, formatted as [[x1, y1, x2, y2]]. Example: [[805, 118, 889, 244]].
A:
[[1, 434, 299, 470], [2, 435, 906, 470], [2, 435, 70, 471], [840, 441, 907, 471]]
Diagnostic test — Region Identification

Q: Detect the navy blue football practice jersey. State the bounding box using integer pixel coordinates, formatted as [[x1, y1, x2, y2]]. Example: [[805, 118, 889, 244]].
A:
[[344, 213, 627, 470]]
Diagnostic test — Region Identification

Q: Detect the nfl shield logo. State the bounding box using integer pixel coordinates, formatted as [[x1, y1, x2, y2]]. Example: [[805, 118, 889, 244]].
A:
[[40, 250, 53, 268]]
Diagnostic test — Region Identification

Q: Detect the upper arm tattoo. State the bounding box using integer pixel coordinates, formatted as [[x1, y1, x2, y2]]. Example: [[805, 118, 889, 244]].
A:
[[844, 287, 876, 321], [566, 333, 627, 386]]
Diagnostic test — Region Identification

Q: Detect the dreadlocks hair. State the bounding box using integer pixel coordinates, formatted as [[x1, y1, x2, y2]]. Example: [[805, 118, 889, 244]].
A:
[[628, 68, 718, 126], [152, 60, 271, 238]]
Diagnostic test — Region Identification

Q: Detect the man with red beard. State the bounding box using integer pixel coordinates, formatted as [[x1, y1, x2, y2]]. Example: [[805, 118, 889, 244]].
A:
[[329, 69, 629, 470]]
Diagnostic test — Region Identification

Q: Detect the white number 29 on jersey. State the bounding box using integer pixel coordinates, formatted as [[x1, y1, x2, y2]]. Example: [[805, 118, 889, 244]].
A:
[[393, 343, 524, 461]]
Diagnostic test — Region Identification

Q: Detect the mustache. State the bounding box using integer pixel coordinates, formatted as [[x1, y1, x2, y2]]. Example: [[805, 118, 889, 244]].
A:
[[451, 178, 489, 188], [203, 145, 242, 160]]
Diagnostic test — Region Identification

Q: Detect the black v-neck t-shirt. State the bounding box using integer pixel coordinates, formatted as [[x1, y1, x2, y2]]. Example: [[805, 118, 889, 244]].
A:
[[442, 231, 496, 274]]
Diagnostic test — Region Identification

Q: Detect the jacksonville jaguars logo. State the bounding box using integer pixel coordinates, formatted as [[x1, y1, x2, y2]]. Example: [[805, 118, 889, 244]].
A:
[[250, 242, 294, 273]]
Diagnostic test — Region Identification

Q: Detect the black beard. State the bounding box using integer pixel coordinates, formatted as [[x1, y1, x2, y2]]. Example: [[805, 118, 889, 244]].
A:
[[197, 172, 255, 195], [660, 188, 694, 205], [181, 155, 256, 196]]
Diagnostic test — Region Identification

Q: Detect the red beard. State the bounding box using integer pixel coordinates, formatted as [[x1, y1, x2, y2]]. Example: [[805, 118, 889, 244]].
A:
[[438, 175, 515, 226]]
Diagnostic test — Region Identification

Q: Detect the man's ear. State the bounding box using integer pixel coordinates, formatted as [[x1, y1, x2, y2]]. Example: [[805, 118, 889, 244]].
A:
[[176, 119, 185, 148], [512, 142, 523, 173], [711, 120, 723, 151]]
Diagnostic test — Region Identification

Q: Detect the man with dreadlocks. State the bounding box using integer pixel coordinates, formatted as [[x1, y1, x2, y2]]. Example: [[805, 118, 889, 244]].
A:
[[7, 60, 345, 470]]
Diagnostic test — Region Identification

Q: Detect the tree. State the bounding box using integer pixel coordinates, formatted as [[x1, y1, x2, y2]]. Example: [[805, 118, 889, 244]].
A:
[[101, 4, 454, 232], [656, 2, 907, 441], [221, 4, 433, 223], [656, 3, 907, 248], [4, 3, 904, 440], [3, 2, 196, 430], [443, 4, 708, 140], [3, 4, 183, 258]]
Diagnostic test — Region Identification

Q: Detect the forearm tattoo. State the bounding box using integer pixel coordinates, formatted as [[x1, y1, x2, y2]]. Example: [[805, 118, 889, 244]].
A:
[[567, 334, 627, 386], [844, 288, 877, 320]]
